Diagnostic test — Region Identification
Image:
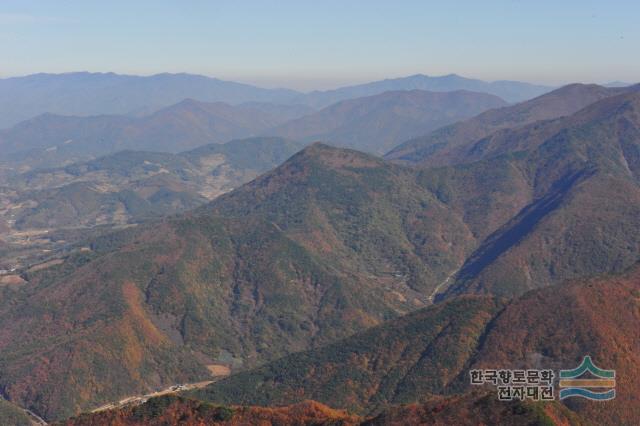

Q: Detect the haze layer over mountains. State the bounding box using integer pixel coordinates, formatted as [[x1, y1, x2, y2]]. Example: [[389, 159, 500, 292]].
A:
[[0, 72, 550, 128]]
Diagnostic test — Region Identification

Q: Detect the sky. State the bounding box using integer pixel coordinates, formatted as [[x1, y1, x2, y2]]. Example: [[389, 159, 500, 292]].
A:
[[0, 0, 638, 91]]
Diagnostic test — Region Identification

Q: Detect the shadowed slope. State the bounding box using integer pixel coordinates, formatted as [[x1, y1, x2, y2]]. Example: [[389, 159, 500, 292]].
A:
[[439, 91, 640, 296]]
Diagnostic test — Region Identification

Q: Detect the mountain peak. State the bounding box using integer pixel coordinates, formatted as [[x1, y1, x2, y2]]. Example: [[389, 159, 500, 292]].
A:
[[548, 82, 607, 94], [538, 82, 640, 101], [294, 142, 383, 167], [167, 98, 221, 112]]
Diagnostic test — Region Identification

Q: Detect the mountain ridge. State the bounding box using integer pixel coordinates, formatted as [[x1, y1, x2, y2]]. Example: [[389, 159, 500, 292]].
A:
[[294, 73, 552, 107], [0, 72, 552, 129], [0, 72, 301, 129], [0, 99, 309, 170], [269, 89, 507, 154], [386, 83, 640, 165]]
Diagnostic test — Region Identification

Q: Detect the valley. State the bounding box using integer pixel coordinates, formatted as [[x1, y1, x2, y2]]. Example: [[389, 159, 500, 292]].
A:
[[0, 137, 303, 269]]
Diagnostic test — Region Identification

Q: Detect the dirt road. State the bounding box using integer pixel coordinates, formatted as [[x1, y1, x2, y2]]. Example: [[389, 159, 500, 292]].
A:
[[90, 380, 214, 414]]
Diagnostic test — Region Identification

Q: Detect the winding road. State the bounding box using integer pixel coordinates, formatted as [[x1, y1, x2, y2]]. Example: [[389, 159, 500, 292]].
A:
[[23, 407, 47, 425], [90, 380, 214, 414], [427, 268, 459, 303]]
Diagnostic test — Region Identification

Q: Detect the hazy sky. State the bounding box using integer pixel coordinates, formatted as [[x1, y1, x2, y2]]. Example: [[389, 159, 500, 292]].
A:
[[1, 0, 638, 90]]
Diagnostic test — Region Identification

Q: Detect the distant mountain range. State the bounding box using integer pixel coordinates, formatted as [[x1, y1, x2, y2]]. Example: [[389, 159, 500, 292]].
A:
[[0, 72, 300, 129], [0, 100, 311, 170], [294, 73, 553, 108], [604, 81, 634, 87], [0, 72, 553, 129], [0, 88, 506, 167], [270, 89, 507, 155]]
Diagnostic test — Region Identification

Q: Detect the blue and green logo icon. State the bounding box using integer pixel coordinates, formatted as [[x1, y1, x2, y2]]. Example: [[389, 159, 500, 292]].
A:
[[559, 356, 615, 401]]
